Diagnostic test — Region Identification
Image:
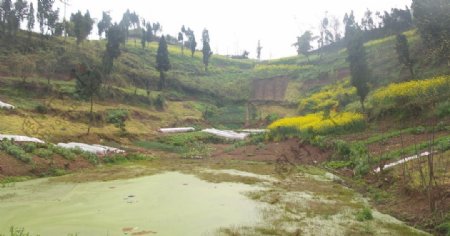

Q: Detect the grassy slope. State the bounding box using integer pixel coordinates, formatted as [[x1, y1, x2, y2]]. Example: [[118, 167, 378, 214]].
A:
[[0, 29, 448, 142]]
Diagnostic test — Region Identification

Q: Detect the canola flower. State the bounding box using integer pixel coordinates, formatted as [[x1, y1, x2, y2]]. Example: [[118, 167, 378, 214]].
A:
[[268, 111, 364, 134], [372, 75, 450, 106], [299, 80, 356, 113]]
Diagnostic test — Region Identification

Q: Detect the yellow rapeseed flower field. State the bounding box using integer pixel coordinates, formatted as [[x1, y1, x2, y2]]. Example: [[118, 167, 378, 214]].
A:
[[268, 111, 364, 134], [372, 75, 450, 107]]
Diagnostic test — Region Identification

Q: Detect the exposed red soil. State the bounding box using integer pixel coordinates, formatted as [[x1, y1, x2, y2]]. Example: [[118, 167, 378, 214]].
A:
[[212, 138, 331, 165], [0, 154, 94, 177], [251, 77, 289, 102]]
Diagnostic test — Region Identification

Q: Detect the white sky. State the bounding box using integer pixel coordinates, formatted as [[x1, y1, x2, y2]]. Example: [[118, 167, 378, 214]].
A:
[[47, 0, 411, 59]]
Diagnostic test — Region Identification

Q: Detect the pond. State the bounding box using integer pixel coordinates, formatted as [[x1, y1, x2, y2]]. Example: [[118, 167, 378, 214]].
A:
[[0, 172, 264, 236]]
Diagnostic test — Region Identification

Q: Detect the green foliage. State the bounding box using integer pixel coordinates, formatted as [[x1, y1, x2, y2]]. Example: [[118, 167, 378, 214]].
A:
[[34, 104, 48, 114], [436, 219, 450, 236], [69, 10, 94, 45], [134, 140, 185, 153], [182, 141, 213, 159], [202, 29, 213, 71], [355, 207, 373, 221], [347, 29, 371, 111], [106, 109, 129, 133], [0, 139, 32, 163], [103, 23, 126, 75], [156, 36, 170, 90], [103, 153, 155, 164], [154, 94, 165, 111], [158, 132, 223, 147], [412, 0, 450, 63], [97, 11, 112, 38], [80, 151, 99, 165], [50, 145, 76, 160], [34, 148, 53, 159], [395, 33, 414, 80], [436, 101, 450, 118], [333, 139, 352, 160], [326, 160, 353, 169], [293, 31, 314, 61], [22, 143, 37, 153]]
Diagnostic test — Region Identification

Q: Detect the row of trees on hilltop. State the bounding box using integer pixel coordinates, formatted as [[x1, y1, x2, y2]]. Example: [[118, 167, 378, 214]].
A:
[[0, 0, 60, 37], [293, 5, 414, 59]]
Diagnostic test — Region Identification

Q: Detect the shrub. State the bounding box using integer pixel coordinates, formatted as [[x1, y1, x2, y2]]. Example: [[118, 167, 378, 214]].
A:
[[182, 141, 213, 159], [355, 207, 373, 221], [35, 104, 49, 114], [154, 94, 166, 111], [22, 143, 37, 153], [34, 148, 53, 159], [436, 101, 450, 118], [0, 140, 32, 163], [80, 151, 99, 165], [334, 140, 352, 160], [50, 145, 76, 160], [106, 109, 129, 134], [268, 111, 365, 135]]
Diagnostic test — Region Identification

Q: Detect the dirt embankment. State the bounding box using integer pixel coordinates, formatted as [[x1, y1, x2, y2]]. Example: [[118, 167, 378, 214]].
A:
[[212, 138, 331, 165], [251, 77, 289, 102]]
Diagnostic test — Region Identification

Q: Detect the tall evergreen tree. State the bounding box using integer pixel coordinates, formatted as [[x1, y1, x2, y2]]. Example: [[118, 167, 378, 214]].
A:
[[0, 0, 13, 34], [395, 34, 414, 80], [347, 29, 370, 112], [12, 0, 29, 34], [70, 10, 93, 45], [156, 35, 170, 90], [103, 23, 126, 75], [202, 29, 212, 71], [293, 31, 313, 62], [97, 11, 112, 38], [412, 0, 450, 65], [74, 63, 103, 135], [26, 2, 34, 36], [178, 31, 184, 55], [145, 22, 153, 42], [256, 40, 262, 60]]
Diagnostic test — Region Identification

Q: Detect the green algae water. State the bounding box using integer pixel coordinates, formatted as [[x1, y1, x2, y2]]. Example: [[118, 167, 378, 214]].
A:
[[0, 172, 264, 235]]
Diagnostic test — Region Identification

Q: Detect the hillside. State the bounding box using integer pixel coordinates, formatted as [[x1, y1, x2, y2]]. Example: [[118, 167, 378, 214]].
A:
[[0, 27, 449, 235]]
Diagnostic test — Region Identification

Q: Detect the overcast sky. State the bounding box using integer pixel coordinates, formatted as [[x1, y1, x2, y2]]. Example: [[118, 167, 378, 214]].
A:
[[49, 0, 411, 59]]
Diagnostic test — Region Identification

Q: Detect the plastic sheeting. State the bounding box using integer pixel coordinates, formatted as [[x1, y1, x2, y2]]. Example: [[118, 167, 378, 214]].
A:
[[374, 151, 431, 173], [57, 142, 125, 155], [159, 127, 195, 133], [240, 129, 268, 134], [0, 101, 15, 109], [202, 128, 249, 140], [0, 134, 45, 143]]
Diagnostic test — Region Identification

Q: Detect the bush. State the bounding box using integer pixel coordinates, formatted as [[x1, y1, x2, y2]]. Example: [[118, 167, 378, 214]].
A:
[[50, 145, 76, 160], [22, 143, 37, 153], [80, 151, 99, 165], [35, 104, 49, 114], [0, 140, 32, 163], [182, 141, 213, 159], [355, 207, 373, 221], [154, 94, 166, 111], [106, 109, 129, 134], [34, 148, 53, 159], [436, 101, 450, 118], [333, 140, 352, 160]]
